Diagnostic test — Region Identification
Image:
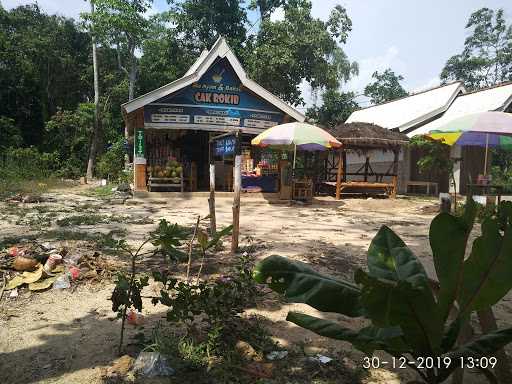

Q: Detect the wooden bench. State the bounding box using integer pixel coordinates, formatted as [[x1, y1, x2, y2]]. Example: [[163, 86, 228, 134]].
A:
[[323, 181, 395, 198], [406, 181, 438, 196]]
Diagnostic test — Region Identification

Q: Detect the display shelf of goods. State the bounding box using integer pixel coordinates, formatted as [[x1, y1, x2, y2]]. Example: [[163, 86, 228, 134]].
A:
[[147, 161, 184, 191]]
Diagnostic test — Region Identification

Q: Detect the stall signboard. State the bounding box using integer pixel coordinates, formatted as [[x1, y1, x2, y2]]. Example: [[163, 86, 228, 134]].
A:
[[214, 136, 236, 156], [135, 129, 144, 158], [144, 58, 285, 131]]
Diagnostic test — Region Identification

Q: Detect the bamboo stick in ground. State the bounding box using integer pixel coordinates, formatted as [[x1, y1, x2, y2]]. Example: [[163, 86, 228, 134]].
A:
[[231, 155, 241, 255], [209, 164, 216, 235]]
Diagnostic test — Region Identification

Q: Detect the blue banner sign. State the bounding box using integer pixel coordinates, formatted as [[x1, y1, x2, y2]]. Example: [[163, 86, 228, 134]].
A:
[[144, 58, 284, 131], [214, 136, 236, 156]]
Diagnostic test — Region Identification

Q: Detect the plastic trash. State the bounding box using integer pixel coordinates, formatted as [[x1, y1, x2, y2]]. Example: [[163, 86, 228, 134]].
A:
[[127, 310, 144, 325], [266, 350, 288, 361], [69, 266, 80, 280], [9, 288, 18, 298], [53, 274, 71, 289], [306, 354, 333, 365], [43, 254, 62, 274], [133, 352, 175, 377]]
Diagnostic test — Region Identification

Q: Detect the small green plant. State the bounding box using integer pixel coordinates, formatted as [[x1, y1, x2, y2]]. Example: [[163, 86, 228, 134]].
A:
[[255, 199, 512, 384], [152, 248, 257, 364], [149, 219, 190, 262], [110, 237, 151, 355]]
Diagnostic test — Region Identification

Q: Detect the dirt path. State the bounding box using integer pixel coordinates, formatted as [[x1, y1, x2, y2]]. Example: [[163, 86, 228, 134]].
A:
[[0, 188, 505, 383]]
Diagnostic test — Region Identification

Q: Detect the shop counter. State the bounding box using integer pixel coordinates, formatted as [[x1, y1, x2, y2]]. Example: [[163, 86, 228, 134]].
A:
[[242, 175, 277, 192]]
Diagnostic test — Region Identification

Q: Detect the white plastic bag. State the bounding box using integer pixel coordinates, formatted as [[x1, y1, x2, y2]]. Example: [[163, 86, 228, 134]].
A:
[[133, 352, 175, 377]]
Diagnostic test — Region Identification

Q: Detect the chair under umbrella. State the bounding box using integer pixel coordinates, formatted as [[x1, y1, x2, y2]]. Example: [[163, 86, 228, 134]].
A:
[[427, 111, 512, 175]]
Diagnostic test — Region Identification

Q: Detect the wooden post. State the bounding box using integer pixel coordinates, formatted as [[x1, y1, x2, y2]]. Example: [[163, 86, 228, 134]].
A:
[[231, 133, 242, 254], [208, 140, 216, 236], [335, 149, 344, 200], [391, 149, 399, 198], [363, 157, 370, 182], [477, 308, 512, 383]]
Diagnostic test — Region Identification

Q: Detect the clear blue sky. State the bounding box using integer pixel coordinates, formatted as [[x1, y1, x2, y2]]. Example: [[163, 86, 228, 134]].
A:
[[3, 0, 511, 106]]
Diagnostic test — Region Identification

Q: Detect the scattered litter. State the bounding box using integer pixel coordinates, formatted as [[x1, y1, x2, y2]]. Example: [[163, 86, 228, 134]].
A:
[[69, 266, 80, 280], [43, 253, 63, 274], [306, 354, 333, 364], [9, 288, 18, 298], [12, 256, 39, 271], [103, 355, 134, 379], [266, 350, 288, 361], [29, 275, 59, 291], [127, 310, 144, 325], [133, 352, 175, 377], [236, 340, 260, 361], [53, 274, 71, 289]]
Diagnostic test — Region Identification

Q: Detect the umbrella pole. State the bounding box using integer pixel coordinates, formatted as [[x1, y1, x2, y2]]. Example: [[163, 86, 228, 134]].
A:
[[484, 133, 489, 176], [293, 144, 297, 170]]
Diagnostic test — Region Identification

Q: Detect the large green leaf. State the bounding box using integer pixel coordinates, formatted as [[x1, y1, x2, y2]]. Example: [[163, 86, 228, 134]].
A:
[[356, 269, 443, 356], [437, 327, 512, 383], [430, 199, 476, 322], [368, 226, 431, 290], [459, 218, 512, 315], [286, 311, 407, 355], [367, 225, 405, 281], [253, 255, 363, 317]]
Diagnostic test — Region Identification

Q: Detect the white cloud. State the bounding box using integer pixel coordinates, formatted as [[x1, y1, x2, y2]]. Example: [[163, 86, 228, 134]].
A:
[[3, 0, 89, 19], [344, 45, 406, 94], [411, 76, 441, 93], [3, 0, 162, 20], [270, 6, 284, 22]]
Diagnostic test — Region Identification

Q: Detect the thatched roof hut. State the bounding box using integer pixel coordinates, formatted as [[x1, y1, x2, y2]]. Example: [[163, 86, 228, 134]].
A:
[[328, 122, 409, 150]]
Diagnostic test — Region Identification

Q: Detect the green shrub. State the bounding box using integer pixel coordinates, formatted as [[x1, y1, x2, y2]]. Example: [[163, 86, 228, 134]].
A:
[[96, 138, 126, 181]]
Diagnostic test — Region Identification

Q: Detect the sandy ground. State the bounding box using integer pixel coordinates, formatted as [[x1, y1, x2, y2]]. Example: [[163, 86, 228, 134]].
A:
[[0, 187, 509, 383]]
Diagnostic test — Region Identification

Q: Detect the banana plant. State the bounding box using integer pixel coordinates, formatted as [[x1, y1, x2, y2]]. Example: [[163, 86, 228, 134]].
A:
[[254, 200, 512, 384]]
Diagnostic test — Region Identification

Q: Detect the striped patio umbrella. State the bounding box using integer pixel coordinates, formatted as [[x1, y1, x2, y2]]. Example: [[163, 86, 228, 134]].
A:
[[427, 111, 512, 174], [251, 122, 342, 168]]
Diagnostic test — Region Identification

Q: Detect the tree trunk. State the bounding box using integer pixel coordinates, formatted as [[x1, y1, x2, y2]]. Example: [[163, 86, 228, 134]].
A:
[[125, 44, 137, 140], [86, 0, 101, 181]]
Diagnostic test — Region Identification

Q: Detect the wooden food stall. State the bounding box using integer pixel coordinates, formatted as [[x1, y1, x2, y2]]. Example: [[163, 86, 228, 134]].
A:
[[323, 123, 409, 199]]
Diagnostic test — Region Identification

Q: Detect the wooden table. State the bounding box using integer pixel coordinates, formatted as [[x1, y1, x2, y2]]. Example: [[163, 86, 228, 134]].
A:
[[467, 184, 504, 204], [406, 181, 438, 196]]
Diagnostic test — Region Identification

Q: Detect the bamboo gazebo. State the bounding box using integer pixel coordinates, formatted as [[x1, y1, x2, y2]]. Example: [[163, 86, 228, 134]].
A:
[[323, 123, 409, 199]]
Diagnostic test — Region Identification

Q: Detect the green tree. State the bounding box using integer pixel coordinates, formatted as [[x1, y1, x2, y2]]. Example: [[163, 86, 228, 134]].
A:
[[364, 69, 408, 105], [137, 13, 196, 94], [0, 117, 23, 151], [246, 0, 358, 106], [249, 0, 287, 20], [0, 5, 90, 145], [84, 0, 153, 104], [44, 104, 95, 177], [441, 8, 512, 90], [306, 89, 358, 128], [167, 0, 248, 55], [85, 0, 103, 180]]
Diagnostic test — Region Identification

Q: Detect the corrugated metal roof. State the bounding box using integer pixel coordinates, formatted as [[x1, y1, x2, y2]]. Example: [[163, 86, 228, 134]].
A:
[[411, 82, 512, 136], [346, 82, 465, 131]]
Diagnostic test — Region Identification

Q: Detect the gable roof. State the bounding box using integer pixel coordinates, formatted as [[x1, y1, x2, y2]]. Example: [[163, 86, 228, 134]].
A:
[[121, 37, 305, 122], [346, 82, 465, 132], [411, 81, 512, 136]]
